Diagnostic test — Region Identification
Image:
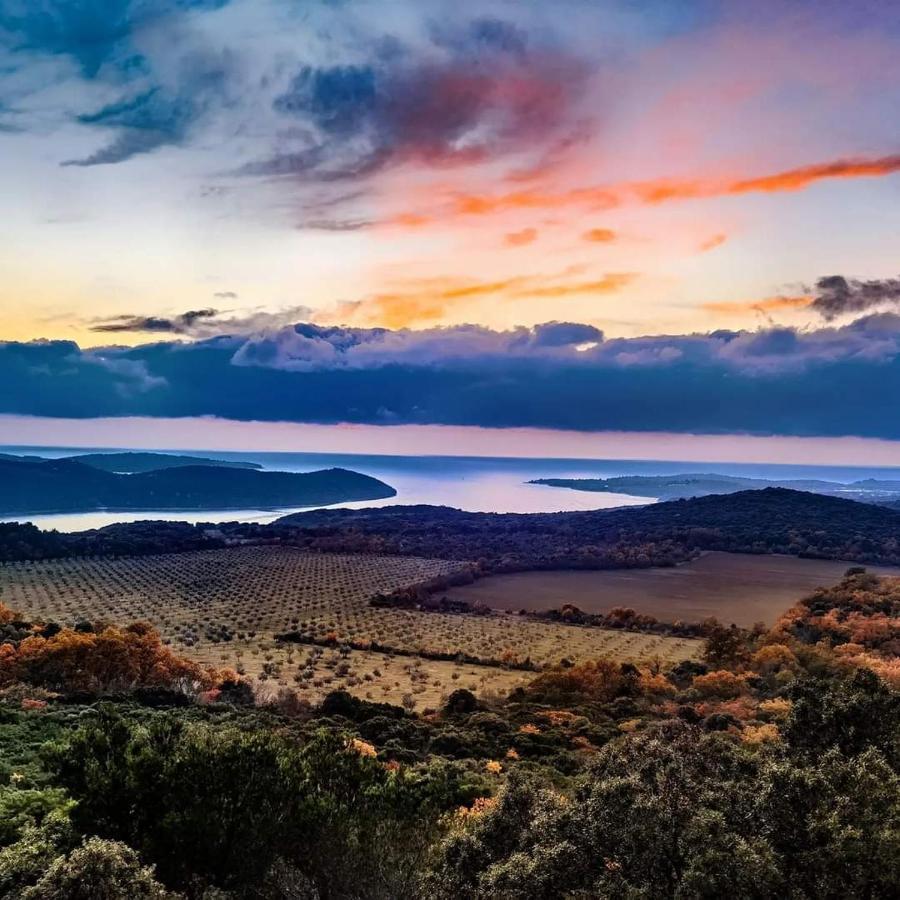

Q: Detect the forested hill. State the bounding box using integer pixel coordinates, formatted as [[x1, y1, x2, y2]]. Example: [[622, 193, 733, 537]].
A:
[[530, 472, 900, 502], [275, 488, 900, 567], [0, 457, 395, 516], [65, 452, 263, 473], [0, 520, 225, 561], [3, 487, 899, 565], [0, 451, 263, 472]]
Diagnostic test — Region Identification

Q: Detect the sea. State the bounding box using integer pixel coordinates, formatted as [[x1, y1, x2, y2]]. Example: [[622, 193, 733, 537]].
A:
[[3, 444, 900, 533]]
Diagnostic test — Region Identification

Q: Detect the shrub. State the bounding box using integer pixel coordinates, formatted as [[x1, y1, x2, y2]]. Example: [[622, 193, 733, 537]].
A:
[[0, 623, 219, 696], [526, 660, 628, 703], [21, 837, 174, 899], [692, 670, 746, 699], [443, 689, 478, 715], [751, 644, 800, 676]]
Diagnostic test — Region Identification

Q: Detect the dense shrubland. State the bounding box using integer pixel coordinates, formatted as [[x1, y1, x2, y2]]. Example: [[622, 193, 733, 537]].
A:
[[0, 569, 899, 897], [275, 488, 900, 568], [5, 488, 900, 571], [0, 521, 223, 563]]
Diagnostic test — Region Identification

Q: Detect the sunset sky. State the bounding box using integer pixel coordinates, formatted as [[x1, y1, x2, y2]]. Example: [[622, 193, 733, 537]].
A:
[[2, 1, 900, 447]]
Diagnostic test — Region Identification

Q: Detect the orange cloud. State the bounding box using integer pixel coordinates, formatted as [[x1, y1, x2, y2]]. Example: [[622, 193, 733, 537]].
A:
[[703, 294, 812, 315], [633, 154, 900, 204], [389, 212, 431, 228], [516, 272, 635, 298], [394, 152, 900, 226], [339, 294, 448, 329], [505, 227, 538, 247], [583, 227, 617, 243], [699, 233, 727, 252], [728, 155, 900, 195], [453, 185, 619, 217], [429, 276, 531, 300], [331, 271, 635, 328]]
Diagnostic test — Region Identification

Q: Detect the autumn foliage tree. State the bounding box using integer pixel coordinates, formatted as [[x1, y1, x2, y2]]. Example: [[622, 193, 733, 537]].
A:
[[0, 617, 219, 695], [703, 621, 750, 668], [525, 659, 636, 703]]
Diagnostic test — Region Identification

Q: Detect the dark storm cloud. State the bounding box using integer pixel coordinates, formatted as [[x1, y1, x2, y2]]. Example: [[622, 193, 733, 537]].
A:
[[0, 339, 164, 417], [245, 17, 588, 180], [87, 306, 314, 337], [91, 308, 220, 334], [6, 316, 900, 438], [811, 275, 900, 321]]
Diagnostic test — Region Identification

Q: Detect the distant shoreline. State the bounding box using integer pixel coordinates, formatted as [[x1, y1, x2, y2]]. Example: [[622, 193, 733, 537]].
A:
[[0, 501, 353, 519], [0, 456, 397, 521]]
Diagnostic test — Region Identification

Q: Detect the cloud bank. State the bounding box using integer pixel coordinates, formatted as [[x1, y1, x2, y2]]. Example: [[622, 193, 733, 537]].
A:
[[5, 315, 900, 438]]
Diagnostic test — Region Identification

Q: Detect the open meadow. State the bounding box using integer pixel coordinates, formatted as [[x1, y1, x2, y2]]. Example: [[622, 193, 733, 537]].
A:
[[0, 545, 701, 704], [440, 550, 900, 628]]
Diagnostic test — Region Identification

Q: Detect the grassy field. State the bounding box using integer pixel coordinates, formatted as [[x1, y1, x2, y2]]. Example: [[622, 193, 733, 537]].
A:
[[0, 545, 701, 704], [189, 640, 530, 709], [441, 551, 900, 628]]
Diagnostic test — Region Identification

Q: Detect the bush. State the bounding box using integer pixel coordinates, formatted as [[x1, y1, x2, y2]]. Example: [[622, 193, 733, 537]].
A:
[[44, 711, 466, 897], [0, 622, 219, 697], [22, 837, 174, 899], [692, 670, 746, 699], [0, 811, 75, 897], [443, 689, 478, 715]]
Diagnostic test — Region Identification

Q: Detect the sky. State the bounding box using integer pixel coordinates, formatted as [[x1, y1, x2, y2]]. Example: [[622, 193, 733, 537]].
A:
[[8, 415, 900, 468], [1, 1, 900, 450]]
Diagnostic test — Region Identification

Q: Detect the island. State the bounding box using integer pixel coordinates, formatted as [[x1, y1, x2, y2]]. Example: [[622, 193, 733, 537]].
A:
[[0, 456, 396, 515], [65, 451, 264, 473], [0, 451, 263, 473], [529, 473, 900, 503]]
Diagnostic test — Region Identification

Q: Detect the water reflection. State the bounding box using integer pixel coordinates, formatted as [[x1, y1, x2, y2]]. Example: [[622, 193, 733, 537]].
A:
[[0, 449, 655, 532], [9, 441, 900, 533]]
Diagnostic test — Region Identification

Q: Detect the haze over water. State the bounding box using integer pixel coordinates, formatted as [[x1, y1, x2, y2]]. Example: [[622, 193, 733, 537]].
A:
[[4, 446, 900, 533]]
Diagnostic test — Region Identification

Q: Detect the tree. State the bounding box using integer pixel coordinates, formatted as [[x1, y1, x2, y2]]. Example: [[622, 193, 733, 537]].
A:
[[22, 837, 175, 899], [0, 810, 74, 898], [2, 622, 218, 695], [703, 623, 749, 669], [428, 722, 780, 898], [443, 689, 478, 715], [525, 659, 628, 703], [430, 706, 900, 899], [692, 670, 746, 699], [45, 711, 465, 899], [756, 748, 900, 897], [783, 668, 900, 763], [45, 709, 308, 893]]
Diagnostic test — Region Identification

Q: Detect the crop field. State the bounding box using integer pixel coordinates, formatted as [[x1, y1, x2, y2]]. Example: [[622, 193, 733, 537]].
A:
[[0, 545, 701, 703], [440, 550, 900, 628]]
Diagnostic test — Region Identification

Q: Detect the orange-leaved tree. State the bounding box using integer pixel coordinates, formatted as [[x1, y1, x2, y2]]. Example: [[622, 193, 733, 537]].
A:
[[2, 621, 219, 694]]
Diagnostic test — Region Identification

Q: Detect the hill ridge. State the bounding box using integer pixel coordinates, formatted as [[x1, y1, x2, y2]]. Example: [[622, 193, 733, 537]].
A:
[[0, 457, 396, 516]]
